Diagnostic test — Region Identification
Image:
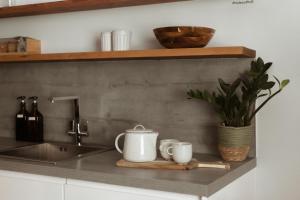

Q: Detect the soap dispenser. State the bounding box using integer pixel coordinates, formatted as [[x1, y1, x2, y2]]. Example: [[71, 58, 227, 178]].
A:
[[16, 96, 29, 141], [27, 96, 44, 142]]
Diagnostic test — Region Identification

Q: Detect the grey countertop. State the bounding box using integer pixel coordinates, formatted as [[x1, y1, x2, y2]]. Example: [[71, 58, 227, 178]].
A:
[[0, 137, 256, 197]]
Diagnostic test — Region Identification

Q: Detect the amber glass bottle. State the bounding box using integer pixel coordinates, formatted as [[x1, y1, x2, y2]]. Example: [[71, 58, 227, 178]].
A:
[[27, 96, 44, 142], [16, 96, 29, 141]]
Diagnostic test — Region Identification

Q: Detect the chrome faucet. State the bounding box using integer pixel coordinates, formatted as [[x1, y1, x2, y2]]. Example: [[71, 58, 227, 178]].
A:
[[49, 96, 88, 146]]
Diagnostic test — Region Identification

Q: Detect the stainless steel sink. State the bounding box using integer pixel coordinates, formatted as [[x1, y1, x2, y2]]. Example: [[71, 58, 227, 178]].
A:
[[0, 142, 112, 164]]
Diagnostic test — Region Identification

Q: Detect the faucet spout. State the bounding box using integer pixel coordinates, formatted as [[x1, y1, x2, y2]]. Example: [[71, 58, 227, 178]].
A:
[[49, 96, 88, 146], [49, 96, 79, 103], [50, 96, 80, 120]]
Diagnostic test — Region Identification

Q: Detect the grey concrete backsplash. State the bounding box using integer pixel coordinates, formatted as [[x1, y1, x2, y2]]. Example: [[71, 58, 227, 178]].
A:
[[0, 58, 254, 155]]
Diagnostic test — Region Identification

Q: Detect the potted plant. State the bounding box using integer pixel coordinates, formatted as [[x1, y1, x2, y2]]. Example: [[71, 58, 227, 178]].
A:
[[187, 58, 289, 161]]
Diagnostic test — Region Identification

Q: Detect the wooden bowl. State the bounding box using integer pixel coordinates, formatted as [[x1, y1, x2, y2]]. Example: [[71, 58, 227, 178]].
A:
[[153, 26, 215, 48]]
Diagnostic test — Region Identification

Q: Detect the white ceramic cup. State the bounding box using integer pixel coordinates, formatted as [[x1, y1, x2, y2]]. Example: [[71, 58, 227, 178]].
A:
[[100, 31, 112, 51], [159, 139, 179, 160], [112, 30, 131, 51], [167, 142, 193, 164]]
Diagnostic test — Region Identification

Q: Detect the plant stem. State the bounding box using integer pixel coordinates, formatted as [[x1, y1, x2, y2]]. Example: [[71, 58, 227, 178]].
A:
[[249, 89, 282, 121]]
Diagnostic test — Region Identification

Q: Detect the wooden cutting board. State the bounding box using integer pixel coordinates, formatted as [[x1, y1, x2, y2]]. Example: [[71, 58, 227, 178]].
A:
[[116, 159, 230, 170]]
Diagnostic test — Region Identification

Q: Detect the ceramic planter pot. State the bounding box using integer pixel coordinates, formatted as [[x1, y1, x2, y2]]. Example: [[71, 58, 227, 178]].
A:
[[218, 125, 254, 161]]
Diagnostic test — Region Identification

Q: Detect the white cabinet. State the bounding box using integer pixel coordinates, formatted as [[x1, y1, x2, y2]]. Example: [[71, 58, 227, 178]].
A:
[[0, 170, 66, 200], [204, 169, 256, 200], [65, 179, 200, 200], [65, 170, 255, 200], [0, 168, 255, 200]]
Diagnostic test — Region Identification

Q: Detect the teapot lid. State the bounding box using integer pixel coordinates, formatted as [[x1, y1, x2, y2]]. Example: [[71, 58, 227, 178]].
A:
[[126, 125, 155, 133]]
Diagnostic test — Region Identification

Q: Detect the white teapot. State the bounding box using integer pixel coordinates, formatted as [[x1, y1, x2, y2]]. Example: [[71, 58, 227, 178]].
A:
[[115, 125, 159, 162]]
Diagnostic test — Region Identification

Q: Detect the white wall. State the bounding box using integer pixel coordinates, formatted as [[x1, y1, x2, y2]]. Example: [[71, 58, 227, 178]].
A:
[[0, 0, 299, 199]]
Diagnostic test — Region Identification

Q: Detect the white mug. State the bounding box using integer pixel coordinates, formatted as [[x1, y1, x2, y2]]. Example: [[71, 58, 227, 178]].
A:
[[112, 30, 131, 51], [167, 142, 193, 164], [100, 31, 112, 51], [159, 139, 179, 160]]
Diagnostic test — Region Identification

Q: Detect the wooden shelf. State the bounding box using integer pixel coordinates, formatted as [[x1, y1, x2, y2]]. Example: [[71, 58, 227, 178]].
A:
[[0, 47, 256, 63], [0, 0, 186, 18]]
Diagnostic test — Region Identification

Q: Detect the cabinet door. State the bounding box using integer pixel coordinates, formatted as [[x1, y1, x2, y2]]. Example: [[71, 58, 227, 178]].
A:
[[203, 169, 256, 200], [0, 170, 66, 200], [66, 179, 200, 200]]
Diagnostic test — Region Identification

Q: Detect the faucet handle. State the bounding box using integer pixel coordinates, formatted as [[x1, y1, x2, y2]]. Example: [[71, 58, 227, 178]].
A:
[[70, 120, 76, 132], [67, 120, 76, 135], [67, 120, 88, 136], [79, 120, 89, 136]]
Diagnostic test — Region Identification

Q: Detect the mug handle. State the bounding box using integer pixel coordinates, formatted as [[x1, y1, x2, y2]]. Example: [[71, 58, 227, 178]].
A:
[[115, 133, 126, 154], [167, 146, 174, 156]]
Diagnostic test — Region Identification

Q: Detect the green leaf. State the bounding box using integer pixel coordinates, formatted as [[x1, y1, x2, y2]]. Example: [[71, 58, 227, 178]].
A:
[[263, 74, 269, 82], [218, 79, 230, 93], [217, 88, 225, 96], [257, 93, 268, 98], [273, 75, 280, 85], [268, 89, 272, 96], [203, 90, 209, 100], [187, 90, 194, 99], [258, 74, 269, 86], [263, 62, 272, 73], [240, 74, 251, 88], [251, 61, 257, 72], [280, 79, 290, 89], [230, 78, 241, 94], [256, 57, 265, 70], [195, 89, 202, 96], [261, 81, 275, 90]]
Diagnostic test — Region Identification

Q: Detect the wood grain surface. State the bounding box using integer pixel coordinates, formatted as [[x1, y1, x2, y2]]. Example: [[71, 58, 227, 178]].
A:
[[0, 0, 188, 18], [116, 159, 230, 170], [0, 47, 256, 63]]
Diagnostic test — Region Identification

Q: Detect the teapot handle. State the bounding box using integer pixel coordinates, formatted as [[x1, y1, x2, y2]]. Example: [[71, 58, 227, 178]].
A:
[[115, 133, 126, 154]]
